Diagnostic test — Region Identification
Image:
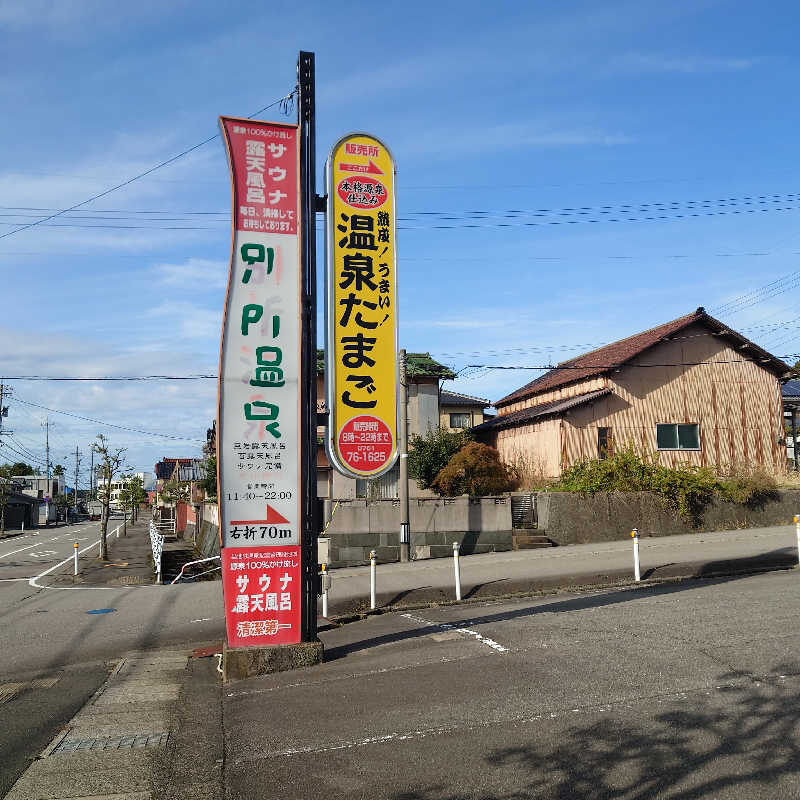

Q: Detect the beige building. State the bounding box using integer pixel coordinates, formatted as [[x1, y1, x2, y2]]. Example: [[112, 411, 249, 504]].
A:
[[439, 390, 492, 431], [317, 352, 456, 499], [474, 308, 792, 478]]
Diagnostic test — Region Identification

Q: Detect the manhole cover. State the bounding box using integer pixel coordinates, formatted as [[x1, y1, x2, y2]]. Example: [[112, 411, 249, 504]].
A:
[[87, 608, 116, 615]]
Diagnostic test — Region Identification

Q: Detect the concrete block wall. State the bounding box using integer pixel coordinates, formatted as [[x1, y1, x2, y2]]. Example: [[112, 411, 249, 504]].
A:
[[322, 496, 514, 567]]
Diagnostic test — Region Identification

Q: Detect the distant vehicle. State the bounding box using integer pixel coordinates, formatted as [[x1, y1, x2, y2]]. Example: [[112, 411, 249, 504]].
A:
[[86, 501, 103, 520]]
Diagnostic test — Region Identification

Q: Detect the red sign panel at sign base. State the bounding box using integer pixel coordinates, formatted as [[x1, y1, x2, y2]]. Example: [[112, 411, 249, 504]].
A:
[[337, 414, 394, 472], [222, 547, 302, 648]]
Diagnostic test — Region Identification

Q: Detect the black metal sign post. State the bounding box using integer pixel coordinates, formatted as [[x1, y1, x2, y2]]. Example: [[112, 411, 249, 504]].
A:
[[298, 50, 320, 643]]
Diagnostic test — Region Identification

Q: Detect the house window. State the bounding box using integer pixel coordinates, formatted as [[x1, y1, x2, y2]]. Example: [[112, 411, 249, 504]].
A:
[[657, 423, 700, 451], [449, 412, 471, 429], [598, 427, 612, 460]]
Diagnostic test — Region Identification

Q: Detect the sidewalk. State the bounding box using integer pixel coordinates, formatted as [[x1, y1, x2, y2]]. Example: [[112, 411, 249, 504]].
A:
[[322, 522, 800, 618], [4, 647, 223, 800]]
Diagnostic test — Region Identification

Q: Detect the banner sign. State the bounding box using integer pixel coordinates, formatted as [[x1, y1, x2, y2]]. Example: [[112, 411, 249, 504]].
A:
[[325, 134, 399, 479], [222, 546, 302, 647], [218, 116, 302, 648]]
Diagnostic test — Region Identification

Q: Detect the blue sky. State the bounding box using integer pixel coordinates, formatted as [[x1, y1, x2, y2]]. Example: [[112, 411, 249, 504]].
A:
[[2, 0, 800, 479]]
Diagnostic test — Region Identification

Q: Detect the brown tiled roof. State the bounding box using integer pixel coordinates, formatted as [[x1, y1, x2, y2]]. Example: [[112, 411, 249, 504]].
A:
[[473, 389, 611, 433], [496, 307, 792, 408]]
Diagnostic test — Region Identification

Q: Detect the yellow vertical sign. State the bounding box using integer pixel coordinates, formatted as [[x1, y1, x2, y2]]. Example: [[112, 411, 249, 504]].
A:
[[325, 134, 398, 479]]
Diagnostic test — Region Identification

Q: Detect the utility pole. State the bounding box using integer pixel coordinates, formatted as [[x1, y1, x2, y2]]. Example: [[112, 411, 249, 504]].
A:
[[0, 381, 12, 438], [43, 417, 51, 526], [398, 349, 411, 562], [43, 417, 50, 481], [73, 446, 82, 517], [89, 447, 94, 500]]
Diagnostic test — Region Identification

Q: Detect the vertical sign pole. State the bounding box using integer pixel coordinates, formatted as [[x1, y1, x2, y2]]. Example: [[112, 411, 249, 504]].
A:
[[398, 349, 410, 562], [298, 51, 319, 642]]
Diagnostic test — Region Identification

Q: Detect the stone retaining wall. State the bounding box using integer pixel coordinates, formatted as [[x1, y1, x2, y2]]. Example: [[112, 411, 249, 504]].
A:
[[536, 489, 800, 545]]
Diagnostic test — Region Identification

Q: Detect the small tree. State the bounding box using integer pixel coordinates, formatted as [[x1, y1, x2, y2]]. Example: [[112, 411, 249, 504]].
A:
[[407, 427, 472, 490], [159, 478, 190, 507], [54, 492, 70, 521], [53, 464, 65, 476], [9, 462, 35, 477], [201, 455, 217, 500], [119, 475, 146, 523], [431, 442, 519, 497], [91, 435, 126, 559]]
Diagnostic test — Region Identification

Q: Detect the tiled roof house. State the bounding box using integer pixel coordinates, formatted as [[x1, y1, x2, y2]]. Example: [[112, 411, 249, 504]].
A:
[[474, 308, 792, 477]]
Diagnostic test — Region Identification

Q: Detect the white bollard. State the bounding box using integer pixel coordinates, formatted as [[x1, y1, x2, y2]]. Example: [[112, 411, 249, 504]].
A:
[[73, 542, 79, 576], [369, 550, 377, 610], [632, 528, 641, 582], [453, 541, 462, 601], [795, 515, 800, 566], [321, 563, 329, 618], [21, 522, 24, 532]]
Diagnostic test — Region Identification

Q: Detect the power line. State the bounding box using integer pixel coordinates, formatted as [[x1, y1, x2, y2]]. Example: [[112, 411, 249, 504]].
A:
[[3, 375, 217, 381], [468, 359, 795, 371], [0, 90, 296, 242], [11, 396, 206, 442]]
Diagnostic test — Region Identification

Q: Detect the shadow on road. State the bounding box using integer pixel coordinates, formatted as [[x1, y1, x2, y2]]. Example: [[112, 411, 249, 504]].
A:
[[324, 572, 760, 662], [390, 660, 800, 799]]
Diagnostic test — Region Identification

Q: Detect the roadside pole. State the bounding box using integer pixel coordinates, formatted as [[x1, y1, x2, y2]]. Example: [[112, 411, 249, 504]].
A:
[[632, 528, 641, 582], [795, 515, 800, 565], [73, 542, 78, 576], [298, 50, 320, 642], [453, 541, 462, 600], [370, 550, 377, 610], [398, 349, 410, 562]]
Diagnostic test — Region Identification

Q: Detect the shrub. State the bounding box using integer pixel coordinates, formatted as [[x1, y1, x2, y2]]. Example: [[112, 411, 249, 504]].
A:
[[555, 447, 719, 523], [408, 427, 471, 489], [431, 442, 519, 496], [717, 464, 778, 506]]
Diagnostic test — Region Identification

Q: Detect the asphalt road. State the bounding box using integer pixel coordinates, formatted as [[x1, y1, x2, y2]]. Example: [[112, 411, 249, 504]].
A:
[[0, 524, 226, 796], [225, 568, 800, 799]]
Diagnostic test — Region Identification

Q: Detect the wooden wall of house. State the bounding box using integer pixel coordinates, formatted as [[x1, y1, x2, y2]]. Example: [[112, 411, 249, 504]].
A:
[[491, 418, 562, 477], [562, 323, 785, 472], [497, 375, 607, 416]]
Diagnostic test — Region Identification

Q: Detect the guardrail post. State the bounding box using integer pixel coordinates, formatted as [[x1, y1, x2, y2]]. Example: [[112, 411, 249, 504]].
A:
[[453, 541, 462, 600], [632, 528, 641, 582], [369, 550, 377, 610]]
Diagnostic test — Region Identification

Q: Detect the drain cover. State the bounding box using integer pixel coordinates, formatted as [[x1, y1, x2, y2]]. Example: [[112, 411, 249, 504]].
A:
[[51, 732, 169, 754]]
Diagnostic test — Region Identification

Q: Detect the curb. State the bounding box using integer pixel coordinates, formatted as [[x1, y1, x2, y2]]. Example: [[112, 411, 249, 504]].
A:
[[323, 557, 799, 626]]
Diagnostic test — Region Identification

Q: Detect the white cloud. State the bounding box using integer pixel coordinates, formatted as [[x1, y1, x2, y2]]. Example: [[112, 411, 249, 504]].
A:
[[397, 121, 634, 160], [153, 257, 228, 289], [614, 53, 757, 74], [149, 300, 222, 341]]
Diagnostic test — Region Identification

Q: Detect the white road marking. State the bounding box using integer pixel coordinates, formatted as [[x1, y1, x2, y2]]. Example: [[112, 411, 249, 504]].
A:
[[27, 524, 144, 591], [0, 578, 34, 582], [190, 618, 213, 623], [233, 680, 777, 761], [0, 524, 100, 561], [400, 612, 509, 653]]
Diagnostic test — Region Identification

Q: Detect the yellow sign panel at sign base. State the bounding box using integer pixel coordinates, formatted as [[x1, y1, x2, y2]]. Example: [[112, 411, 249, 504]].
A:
[[325, 133, 398, 479]]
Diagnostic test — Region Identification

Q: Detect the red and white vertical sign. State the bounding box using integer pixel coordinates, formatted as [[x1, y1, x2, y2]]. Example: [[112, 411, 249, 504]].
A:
[[218, 116, 302, 648], [221, 547, 302, 647]]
